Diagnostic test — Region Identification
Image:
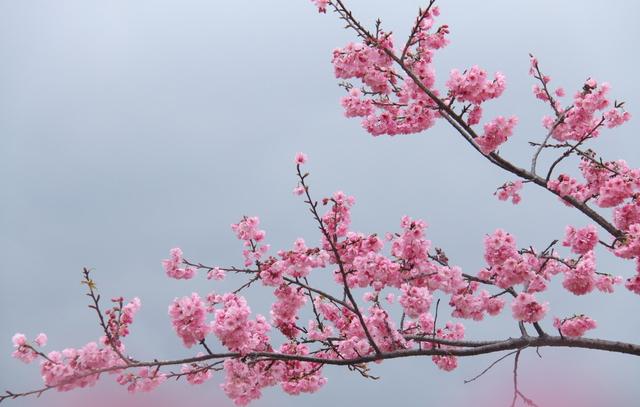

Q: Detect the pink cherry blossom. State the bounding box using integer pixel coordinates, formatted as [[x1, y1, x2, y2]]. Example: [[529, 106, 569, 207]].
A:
[[294, 152, 308, 165], [311, 0, 329, 13], [541, 79, 628, 142], [271, 284, 306, 338], [116, 368, 167, 393], [212, 293, 270, 353], [613, 201, 640, 231], [41, 342, 121, 391], [430, 322, 464, 371], [34, 333, 47, 347], [483, 229, 519, 267], [604, 108, 631, 128], [446, 66, 506, 105], [626, 268, 640, 295], [181, 355, 213, 385], [399, 284, 432, 318], [162, 248, 195, 280], [563, 225, 598, 255], [11, 333, 38, 364], [562, 251, 597, 296], [475, 116, 518, 154], [511, 292, 548, 323], [553, 315, 597, 337], [614, 223, 640, 259], [168, 293, 209, 348], [595, 274, 623, 293], [207, 267, 226, 281], [495, 180, 523, 204], [232, 216, 269, 266]]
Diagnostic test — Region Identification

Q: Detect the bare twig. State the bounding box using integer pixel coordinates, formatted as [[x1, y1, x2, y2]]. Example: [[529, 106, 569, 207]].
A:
[[464, 350, 519, 384]]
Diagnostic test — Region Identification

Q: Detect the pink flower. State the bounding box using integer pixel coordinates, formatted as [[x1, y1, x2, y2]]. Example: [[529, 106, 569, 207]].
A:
[[311, 0, 329, 13], [34, 333, 48, 347], [446, 66, 506, 105], [162, 248, 195, 280], [207, 267, 226, 281], [613, 202, 640, 231], [563, 225, 598, 255], [399, 284, 432, 318], [483, 229, 519, 267], [595, 274, 623, 293], [341, 88, 374, 118], [232, 217, 269, 266], [511, 292, 548, 323], [271, 284, 306, 338], [475, 116, 518, 154], [538, 78, 629, 142], [294, 152, 308, 165], [117, 367, 167, 393], [40, 341, 121, 390], [485, 295, 505, 316], [604, 108, 631, 128], [212, 293, 271, 353], [12, 333, 26, 347], [614, 224, 640, 259], [553, 315, 597, 337], [562, 251, 597, 296], [168, 293, 209, 348], [431, 322, 464, 371], [11, 333, 38, 364], [181, 355, 213, 385], [495, 180, 523, 204], [467, 105, 483, 125], [547, 174, 588, 206], [279, 343, 327, 395], [626, 271, 640, 295]]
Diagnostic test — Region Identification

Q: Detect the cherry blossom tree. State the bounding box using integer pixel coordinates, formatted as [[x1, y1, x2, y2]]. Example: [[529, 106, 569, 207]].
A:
[[5, 1, 639, 406]]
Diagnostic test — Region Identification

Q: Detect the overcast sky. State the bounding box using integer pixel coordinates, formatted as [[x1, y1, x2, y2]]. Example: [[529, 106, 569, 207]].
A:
[[1, 1, 639, 406]]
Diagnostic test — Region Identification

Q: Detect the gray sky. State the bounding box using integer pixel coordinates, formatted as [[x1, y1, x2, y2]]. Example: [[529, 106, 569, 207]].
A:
[[1, 1, 639, 406]]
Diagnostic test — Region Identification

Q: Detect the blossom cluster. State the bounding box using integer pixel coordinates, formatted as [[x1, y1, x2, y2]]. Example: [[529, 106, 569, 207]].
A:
[[331, 5, 512, 144], [104, 297, 141, 347], [544, 153, 640, 292], [11, 333, 47, 364], [553, 315, 597, 338], [231, 217, 269, 267], [495, 180, 523, 204], [12, 298, 146, 393], [162, 248, 195, 280], [330, 5, 520, 156], [548, 159, 640, 209], [168, 293, 209, 348]]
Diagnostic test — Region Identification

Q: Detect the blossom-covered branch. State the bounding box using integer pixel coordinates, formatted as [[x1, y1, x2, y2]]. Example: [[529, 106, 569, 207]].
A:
[[7, 1, 639, 406]]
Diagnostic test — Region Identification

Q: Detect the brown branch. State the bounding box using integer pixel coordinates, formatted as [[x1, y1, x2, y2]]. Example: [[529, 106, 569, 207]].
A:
[[4, 334, 640, 403], [296, 164, 382, 355], [383, 51, 620, 237], [82, 268, 134, 366], [285, 276, 356, 314], [330, 1, 621, 238], [545, 117, 605, 181], [531, 109, 570, 174], [464, 349, 519, 384], [510, 349, 539, 407], [400, 0, 437, 61]]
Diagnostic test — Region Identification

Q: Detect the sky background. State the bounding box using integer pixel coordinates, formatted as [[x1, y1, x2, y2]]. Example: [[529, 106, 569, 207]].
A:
[[1, 0, 639, 406]]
